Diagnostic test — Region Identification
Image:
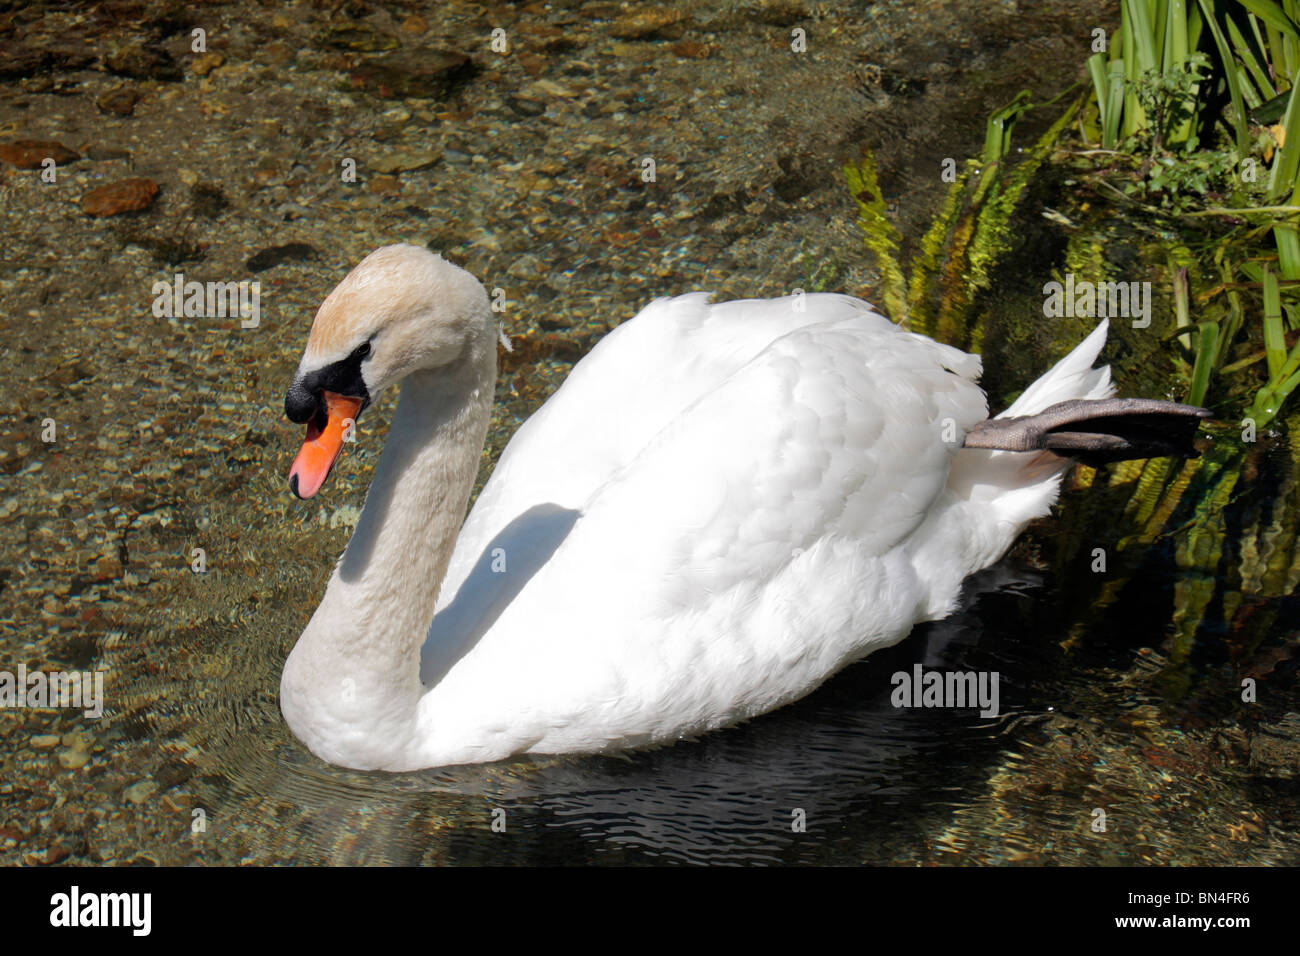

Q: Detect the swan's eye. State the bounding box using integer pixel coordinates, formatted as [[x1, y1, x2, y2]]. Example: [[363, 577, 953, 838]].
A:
[[352, 341, 371, 360]]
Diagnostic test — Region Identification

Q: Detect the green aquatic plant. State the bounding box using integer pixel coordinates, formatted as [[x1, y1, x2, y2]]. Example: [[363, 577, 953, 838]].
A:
[[1073, 0, 1300, 424], [843, 151, 908, 324], [1053, 0, 1300, 654], [1087, 0, 1205, 152], [1243, 263, 1300, 422], [845, 92, 1079, 351], [842, 0, 1300, 703]]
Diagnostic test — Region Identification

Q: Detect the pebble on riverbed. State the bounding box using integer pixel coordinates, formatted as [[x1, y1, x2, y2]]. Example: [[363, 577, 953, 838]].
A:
[[0, 138, 79, 168], [123, 781, 158, 805], [80, 177, 160, 216], [95, 87, 140, 116]]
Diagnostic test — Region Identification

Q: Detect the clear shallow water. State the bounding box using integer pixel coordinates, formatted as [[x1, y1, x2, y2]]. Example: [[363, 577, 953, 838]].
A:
[[1, 0, 1296, 866]]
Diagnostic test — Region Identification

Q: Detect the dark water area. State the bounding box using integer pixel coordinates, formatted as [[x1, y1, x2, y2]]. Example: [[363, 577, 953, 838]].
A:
[[1, 0, 1297, 867]]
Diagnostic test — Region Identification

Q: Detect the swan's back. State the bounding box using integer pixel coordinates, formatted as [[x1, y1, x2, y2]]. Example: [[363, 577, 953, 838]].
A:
[[473, 295, 882, 512], [439, 293, 981, 596], [416, 294, 996, 763]]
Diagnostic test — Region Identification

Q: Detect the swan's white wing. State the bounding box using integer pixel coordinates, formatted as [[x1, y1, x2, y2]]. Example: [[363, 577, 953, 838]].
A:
[[417, 296, 989, 760], [528, 317, 986, 604], [440, 293, 908, 600]]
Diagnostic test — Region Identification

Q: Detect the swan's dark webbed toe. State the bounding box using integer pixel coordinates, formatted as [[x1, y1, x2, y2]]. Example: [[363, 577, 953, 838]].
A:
[[963, 398, 1213, 466]]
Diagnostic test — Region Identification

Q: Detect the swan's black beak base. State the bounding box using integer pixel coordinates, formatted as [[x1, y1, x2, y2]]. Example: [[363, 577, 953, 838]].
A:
[[285, 346, 372, 425], [285, 380, 320, 424]]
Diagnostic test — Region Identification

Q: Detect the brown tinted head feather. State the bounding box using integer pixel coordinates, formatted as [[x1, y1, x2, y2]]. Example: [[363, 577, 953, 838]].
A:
[[303, 245, 447, 364]]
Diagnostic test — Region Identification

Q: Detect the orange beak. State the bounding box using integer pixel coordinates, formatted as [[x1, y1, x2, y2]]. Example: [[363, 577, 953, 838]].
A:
[[288, 391, 364, 499]]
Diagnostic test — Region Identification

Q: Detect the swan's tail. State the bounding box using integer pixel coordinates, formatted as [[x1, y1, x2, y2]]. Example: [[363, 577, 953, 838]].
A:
[[908, 321, 1209, 621], [994, 319, 1115, 419]]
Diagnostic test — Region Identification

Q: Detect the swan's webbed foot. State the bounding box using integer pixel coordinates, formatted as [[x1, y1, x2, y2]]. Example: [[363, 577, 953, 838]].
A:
[[962, 398, 1213, 467]]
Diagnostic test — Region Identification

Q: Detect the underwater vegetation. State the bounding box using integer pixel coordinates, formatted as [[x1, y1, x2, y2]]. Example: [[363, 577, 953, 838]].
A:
[[844, 0, 1300, 715]]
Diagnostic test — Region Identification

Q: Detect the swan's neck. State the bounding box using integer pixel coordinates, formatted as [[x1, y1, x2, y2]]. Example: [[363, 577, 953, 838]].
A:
[[281, 355, 494, 769]]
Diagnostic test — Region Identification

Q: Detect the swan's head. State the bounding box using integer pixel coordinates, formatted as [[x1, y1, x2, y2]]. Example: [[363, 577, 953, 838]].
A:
[[283, 243, 491, 498]]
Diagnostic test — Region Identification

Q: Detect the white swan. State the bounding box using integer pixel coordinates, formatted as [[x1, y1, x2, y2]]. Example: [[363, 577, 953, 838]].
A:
[[278, 244, 1207, 770]]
